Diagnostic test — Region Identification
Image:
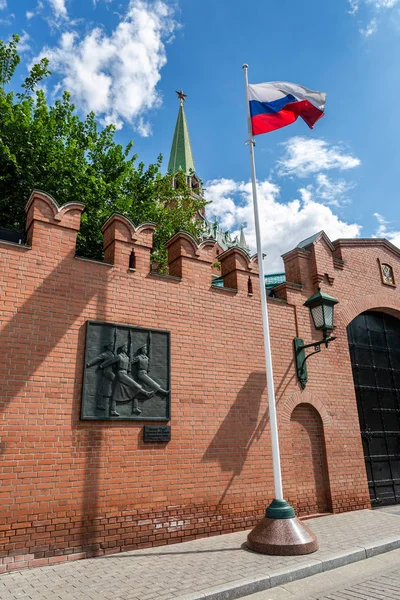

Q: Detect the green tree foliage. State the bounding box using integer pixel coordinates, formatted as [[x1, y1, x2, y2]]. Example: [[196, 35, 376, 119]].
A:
[[0, 35, 207, 266]]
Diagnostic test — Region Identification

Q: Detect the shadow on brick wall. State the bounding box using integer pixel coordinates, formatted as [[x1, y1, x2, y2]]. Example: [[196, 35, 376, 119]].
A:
[[0, 249, 112, 556], [0, 250, 104, 421], [70, 271, 114, 556], [202, 371, 267, 506]]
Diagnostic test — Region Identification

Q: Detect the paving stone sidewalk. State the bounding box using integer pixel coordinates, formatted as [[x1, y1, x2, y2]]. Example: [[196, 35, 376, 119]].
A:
[[2, 509, 400, 600]]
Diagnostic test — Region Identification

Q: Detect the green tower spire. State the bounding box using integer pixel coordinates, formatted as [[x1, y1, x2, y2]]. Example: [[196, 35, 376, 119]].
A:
[[168, 90, 195, 176]]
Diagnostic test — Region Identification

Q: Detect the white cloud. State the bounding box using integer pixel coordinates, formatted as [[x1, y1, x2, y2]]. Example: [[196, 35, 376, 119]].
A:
[[373, 212, 400, 247], [0, 0, 6, 10], [367, 0, 399, 7], [350, 0, 400, 9], [360, 17, 378, 35], [32, 0, 177, 134], [387, 234, 400, 249], [205, 178, 361, 271], [374, 212, 390, 236], [17, 31, 31, 53], [25, 2, 56, 25], [277, 137, 361, 178], [205, 179, 240, 231], [349, 0, 359, 13], [296, 174, 354, 209], [314, 173, 355, 206], [349, 0, 400, 34], [0, 11, 13, 25], [48, 0, 68, 20]]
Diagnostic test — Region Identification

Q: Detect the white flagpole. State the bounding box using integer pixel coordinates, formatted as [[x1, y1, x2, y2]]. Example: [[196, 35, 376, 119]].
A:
[[242, 64, 283, 501]]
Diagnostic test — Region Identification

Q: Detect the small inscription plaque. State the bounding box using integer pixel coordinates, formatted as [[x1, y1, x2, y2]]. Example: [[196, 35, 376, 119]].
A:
[[81, 320, 170, 421], [143, 426, 171, 442]]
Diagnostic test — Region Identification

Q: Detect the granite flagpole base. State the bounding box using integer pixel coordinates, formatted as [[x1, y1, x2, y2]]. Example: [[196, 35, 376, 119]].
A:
[[246, 499, 318, 555]]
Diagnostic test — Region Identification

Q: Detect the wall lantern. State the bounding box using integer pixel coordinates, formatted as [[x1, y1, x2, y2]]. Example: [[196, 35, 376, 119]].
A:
[[294, 288, 338, 389]]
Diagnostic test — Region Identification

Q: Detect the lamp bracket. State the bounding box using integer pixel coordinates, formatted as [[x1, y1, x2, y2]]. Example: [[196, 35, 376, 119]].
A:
[[294, 335, 337, 389]]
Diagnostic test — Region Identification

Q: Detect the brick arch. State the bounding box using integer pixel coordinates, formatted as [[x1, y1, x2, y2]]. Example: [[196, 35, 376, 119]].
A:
[[288, 403, 332, 516], [279, 390, 331, 428], [339, 293, 400, 329]]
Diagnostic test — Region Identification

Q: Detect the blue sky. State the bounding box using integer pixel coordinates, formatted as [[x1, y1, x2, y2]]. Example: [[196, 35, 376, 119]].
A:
[[2, 0, 400, 269]]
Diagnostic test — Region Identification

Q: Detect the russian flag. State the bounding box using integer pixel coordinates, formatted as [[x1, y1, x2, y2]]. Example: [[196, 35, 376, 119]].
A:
[[248, 82, 326, 136]]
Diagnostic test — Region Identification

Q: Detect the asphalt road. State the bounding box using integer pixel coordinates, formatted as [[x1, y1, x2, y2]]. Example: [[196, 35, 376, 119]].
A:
[[246, 548, 400, 599]]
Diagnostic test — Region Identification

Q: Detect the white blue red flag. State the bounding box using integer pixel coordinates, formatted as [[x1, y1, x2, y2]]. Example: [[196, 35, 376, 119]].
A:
[[248, 81, 326, 136]]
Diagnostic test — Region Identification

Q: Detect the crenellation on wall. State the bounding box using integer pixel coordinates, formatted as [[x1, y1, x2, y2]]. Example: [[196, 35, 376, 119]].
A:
[[165, 231, 215, 283], [25, 190, 84, 254], [198, 239, 217, 262], [219, 247, 257, 292], [101, 214, 156, 272]]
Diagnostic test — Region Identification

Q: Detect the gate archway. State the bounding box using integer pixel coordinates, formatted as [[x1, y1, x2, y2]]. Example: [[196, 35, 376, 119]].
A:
[[347, 310, 400, 506]]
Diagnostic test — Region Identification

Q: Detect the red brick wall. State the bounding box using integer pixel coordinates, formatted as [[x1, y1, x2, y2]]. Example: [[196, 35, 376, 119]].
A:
[[289, 403, 331, 516], [1, 193, 399, 571]]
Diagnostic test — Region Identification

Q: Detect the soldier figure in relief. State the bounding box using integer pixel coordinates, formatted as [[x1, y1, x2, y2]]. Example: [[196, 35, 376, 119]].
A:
[[132, 344, 169, 397], [86, 342, 116, 412], [100, 343, 154, 416]]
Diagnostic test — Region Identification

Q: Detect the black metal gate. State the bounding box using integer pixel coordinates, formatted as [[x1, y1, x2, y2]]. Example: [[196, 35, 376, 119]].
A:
[[347, 311, 400, 506]]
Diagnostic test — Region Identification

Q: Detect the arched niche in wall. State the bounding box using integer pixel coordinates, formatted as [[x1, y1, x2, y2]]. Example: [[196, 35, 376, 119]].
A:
[[289, 403, 332, 516]]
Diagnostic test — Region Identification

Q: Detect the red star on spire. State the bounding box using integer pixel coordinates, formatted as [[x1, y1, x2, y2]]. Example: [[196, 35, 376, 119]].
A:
[[175, 89, 187, 103]]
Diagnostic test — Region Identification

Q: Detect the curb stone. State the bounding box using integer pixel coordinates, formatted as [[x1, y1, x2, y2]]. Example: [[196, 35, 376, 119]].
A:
[[174, 540, 400, 600], [319, 547, 366, 571], [364, 536, 400, 558]]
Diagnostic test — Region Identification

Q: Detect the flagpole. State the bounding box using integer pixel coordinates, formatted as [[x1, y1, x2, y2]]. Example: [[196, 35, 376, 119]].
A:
[[242, 64, 318, 555], [242, 64, 283, 501]]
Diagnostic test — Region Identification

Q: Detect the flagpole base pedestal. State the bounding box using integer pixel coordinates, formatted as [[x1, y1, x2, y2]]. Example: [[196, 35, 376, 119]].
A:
[[246, 500, 318, 556]]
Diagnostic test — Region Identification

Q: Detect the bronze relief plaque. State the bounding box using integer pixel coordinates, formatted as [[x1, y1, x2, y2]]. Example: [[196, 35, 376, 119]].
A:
[[81, 321, 170, 420]]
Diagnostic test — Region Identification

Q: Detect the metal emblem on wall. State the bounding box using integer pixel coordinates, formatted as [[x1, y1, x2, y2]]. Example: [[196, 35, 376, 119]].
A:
[[81, 321, 170, 420]]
